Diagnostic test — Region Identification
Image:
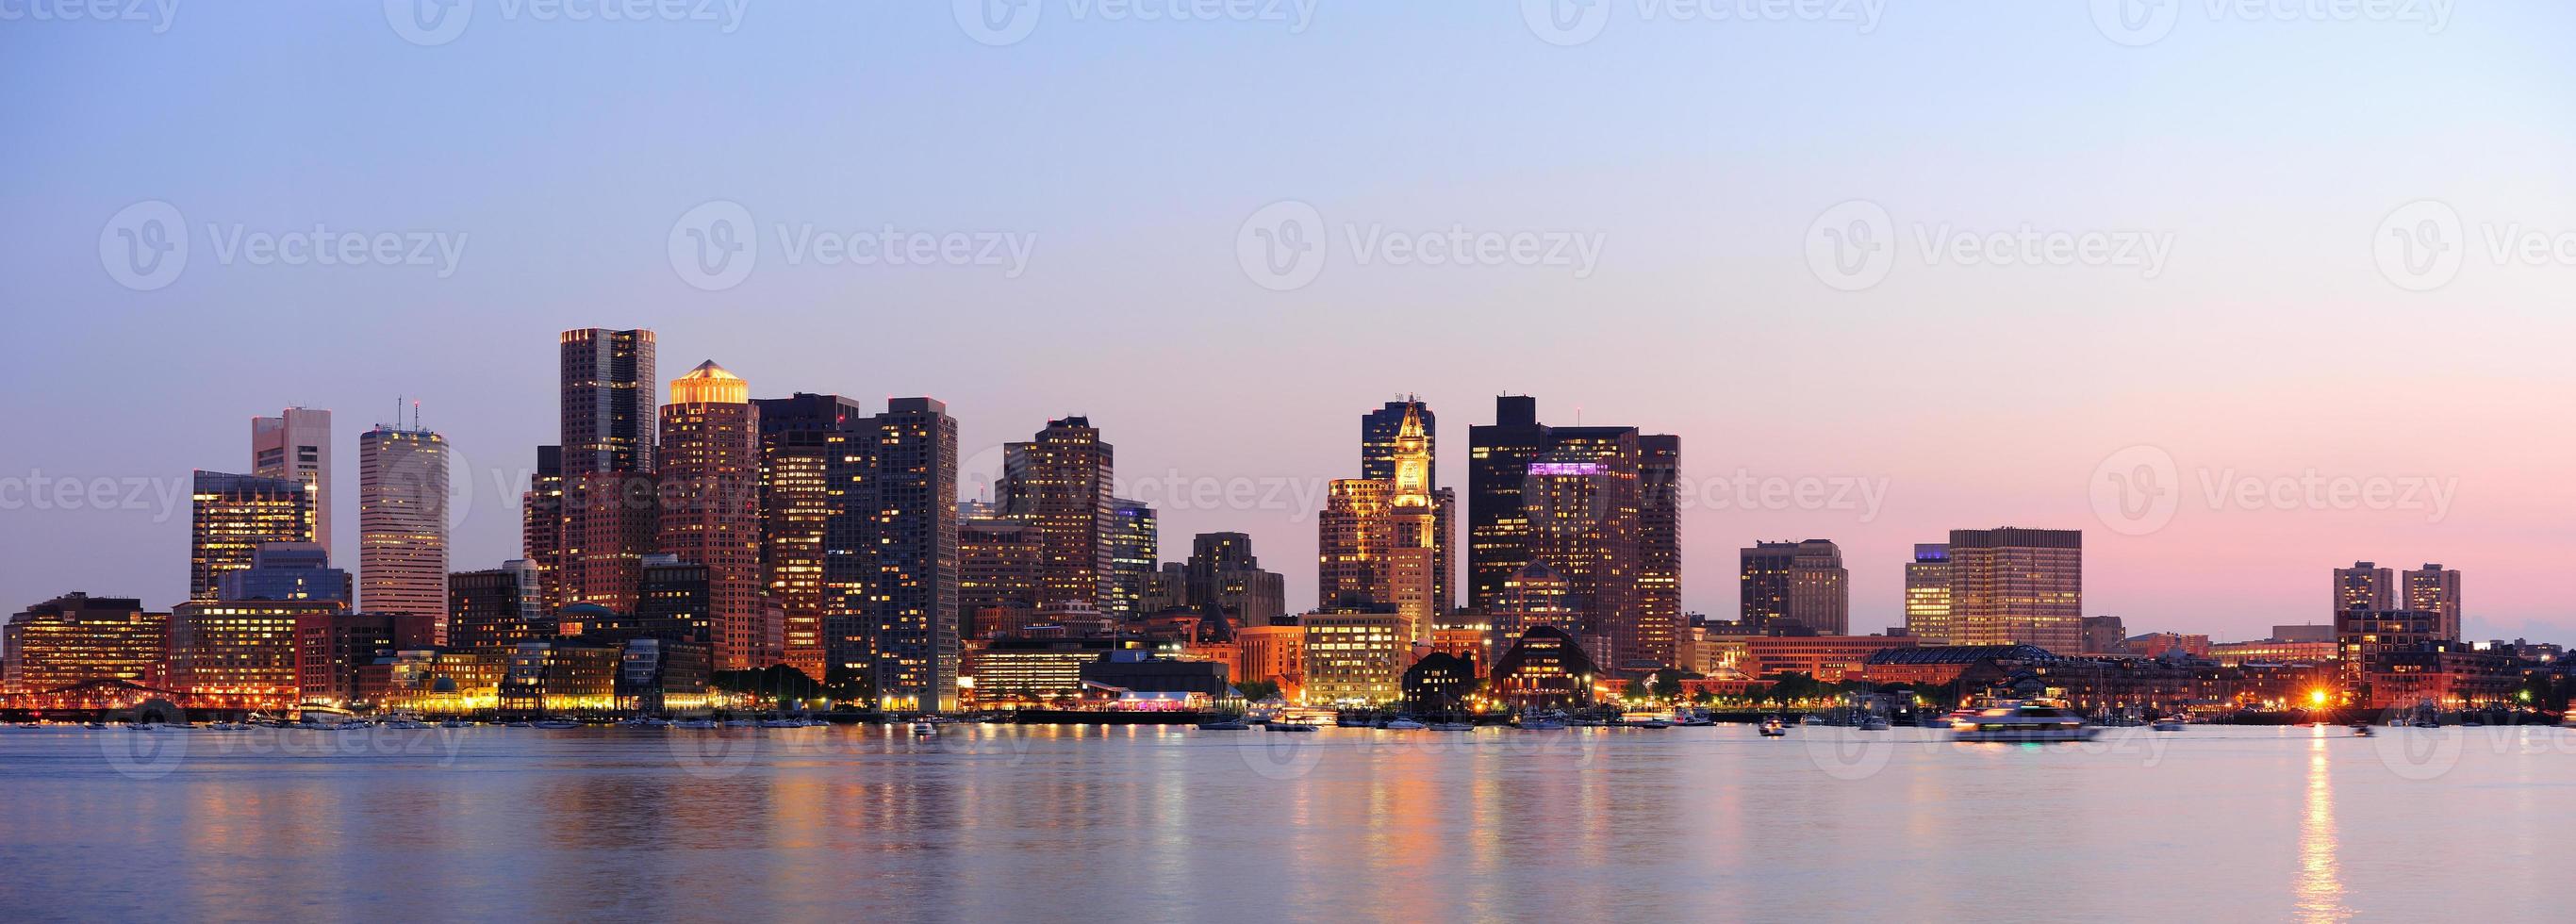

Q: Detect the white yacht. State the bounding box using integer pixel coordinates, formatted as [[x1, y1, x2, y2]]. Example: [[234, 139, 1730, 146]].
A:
[[1951, 702, 2099, 743], [1758, 717, 1788, 737]]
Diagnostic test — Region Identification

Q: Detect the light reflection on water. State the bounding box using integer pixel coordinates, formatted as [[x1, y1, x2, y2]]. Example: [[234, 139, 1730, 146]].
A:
[[0, 724, 2568, 922]]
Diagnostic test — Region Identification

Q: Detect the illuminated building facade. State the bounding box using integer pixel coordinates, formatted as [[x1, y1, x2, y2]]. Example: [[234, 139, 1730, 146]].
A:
[[1105, 497, 1157, 620], [960, 513, 1041, 638], [190, 470, 315, 600], [3, 594, 168, 693], [846, 398, 960, 712], [997, 417, 1115, 613], [1636, 434, 1682, 672], [171, 599, 343, 705], [1318, 478, 1391, 608], [1300, 611, 1405, 704], [251, 406, 333, 553], [1400, 652, 1478, 713], [1740, 539, 1848, 635], [1467, 397, 1675, 673], [560, 470, 657, 614], [657, 360, 764, 670], [357, 423, 450, 641], [449, 564, 555, 652], [1489, 625, 1602, 709], [520, 446, 566, 612], [294, 611, 434, 705], [1739, 635, 1917, 683], [1362, 399, 1456, 616], [498, 639, 621, 714], [2403, 563, 2462, 641], [617, 637, 712, 713], [1187, 532, 1285, 629], [1947, 527, 2083, 652], [2333, 562, 2396, 617], [2209, 638, 2338, 667], [1230, 623, 1306, 698], [1903, 543, 1955, 644], [2337, 607, 2440, 690], [752, 393, 864, 682], [1494, 560, 1573, 641], [962, 636, 1136, 705]]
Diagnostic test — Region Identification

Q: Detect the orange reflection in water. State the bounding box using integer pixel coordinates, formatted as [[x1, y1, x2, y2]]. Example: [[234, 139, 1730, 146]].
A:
[[2295, 733, 2351, 923]]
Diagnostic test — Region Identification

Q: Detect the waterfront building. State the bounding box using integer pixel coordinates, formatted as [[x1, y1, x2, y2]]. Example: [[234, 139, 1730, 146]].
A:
[[1300, 610, 1406, 705], [1105, 497, 1157, 620], [962, 636, 1140, 706], [1400, 652, 1477, 713], [656, 360, 764, 670], [497, 639, 621, 714], [294, 611, 434, 705], [2080, 615, 2128, 655], [357, 421, 450, 640], [1947, 527, 2083, 652], [190, 470, 316, 600], [845, 398, 960, 712], [1739, 539, 1848, 635], [1230, 623, 1306, 698], [1079, 652, 1230, 705], [751, 392, 865, 682], [251, 406, 333, 553], [449, 564, 555, 652], [2337, 607, 2441, 692], [1903, 544, 1955, 644], [996, 417, 1114, 612], [1858, 644, 2058, 689], [2403, 564, 2463, 642], [2, 594, 168, 693], [171, 599, 343, 706], [1187, 532, 1285, 629], [2208, 638, 2338, 667], [216, 542, 351, 603], [1739, 635, 1918, 683], [2126, 633, 2211, 660], [960, 513, 1041, 638], [616, 637, 712, 713], [1488, 625, 1603, 709], [1318, 478, 1392, 608]]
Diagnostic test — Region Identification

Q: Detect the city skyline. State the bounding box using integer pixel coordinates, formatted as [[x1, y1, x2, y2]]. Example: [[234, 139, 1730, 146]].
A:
[[8, 5, 2574, 645]]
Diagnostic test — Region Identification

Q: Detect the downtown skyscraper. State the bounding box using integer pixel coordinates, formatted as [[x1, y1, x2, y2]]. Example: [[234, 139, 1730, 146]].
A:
[[656, 361, 764, 671], [840, 398, 960, 711], [1740, 539, 1848, 635], [552, 328, 658, 614], [190, 470, 316, 600], [1948, 527, 2083, 652], [1362, 399, 1456, 615], [751, 392, 865, 682], [357, 417, 450, 642], [996, 417, 1114, 613], [1316, 403, 1441, 644], [251, 407, 332, 554], [1467, 396, 1680, 673]]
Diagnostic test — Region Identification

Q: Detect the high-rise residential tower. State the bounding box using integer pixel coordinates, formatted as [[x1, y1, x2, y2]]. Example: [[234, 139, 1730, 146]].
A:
[[2333, 562, 2396, 616], [190, 470, 316, 600], [1636, 434, 1682, 667], [1948, 527, 2083, 652], [657, 360, 764, 671], [846, 398, 959, 712], [1105, 497, 1157, 620], [357, 420, 450, 641], [559, 328, 657, 474], [252, 407, 332, 553], [997, 417, 1114, 612], [520, 446, 565, 612], [2403, 563, 2462, 641]]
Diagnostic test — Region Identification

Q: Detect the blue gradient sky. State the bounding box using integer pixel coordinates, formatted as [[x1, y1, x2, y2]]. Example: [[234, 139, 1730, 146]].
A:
[[5, 2, 2573, 641]]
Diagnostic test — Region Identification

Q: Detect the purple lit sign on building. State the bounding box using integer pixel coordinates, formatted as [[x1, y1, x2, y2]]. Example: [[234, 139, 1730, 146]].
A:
[[1527, 462, 1604, 476]]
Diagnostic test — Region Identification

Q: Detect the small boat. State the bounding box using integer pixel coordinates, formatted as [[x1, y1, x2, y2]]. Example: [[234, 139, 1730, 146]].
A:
[[1197, 719, 1251, 731], [1628, 718, 1673, 729], [533, 718, 583, 730], [2151, 718, 2188, 732], [85, 721, 108, 730], [1383, 718, 1428, 731], [2351, 722, 2375, 737], [671, 718, 718, 730], [1759, 717, 1788, 737], [1517, 716, 1566, 731], [1428, 721, 1476, 732], [1266, 721, 1319, 733], [1856, 716, 1891, 731], [910, 721, 938, 736], [1952, 702, 2099, 743]]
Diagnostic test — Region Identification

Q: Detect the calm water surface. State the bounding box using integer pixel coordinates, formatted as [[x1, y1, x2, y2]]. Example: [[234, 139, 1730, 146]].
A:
[[2, 723, 2569, 922]]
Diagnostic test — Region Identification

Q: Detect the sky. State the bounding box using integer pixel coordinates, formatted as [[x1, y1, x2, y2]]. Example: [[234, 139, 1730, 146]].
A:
[[4, 1, 2573, 643]]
